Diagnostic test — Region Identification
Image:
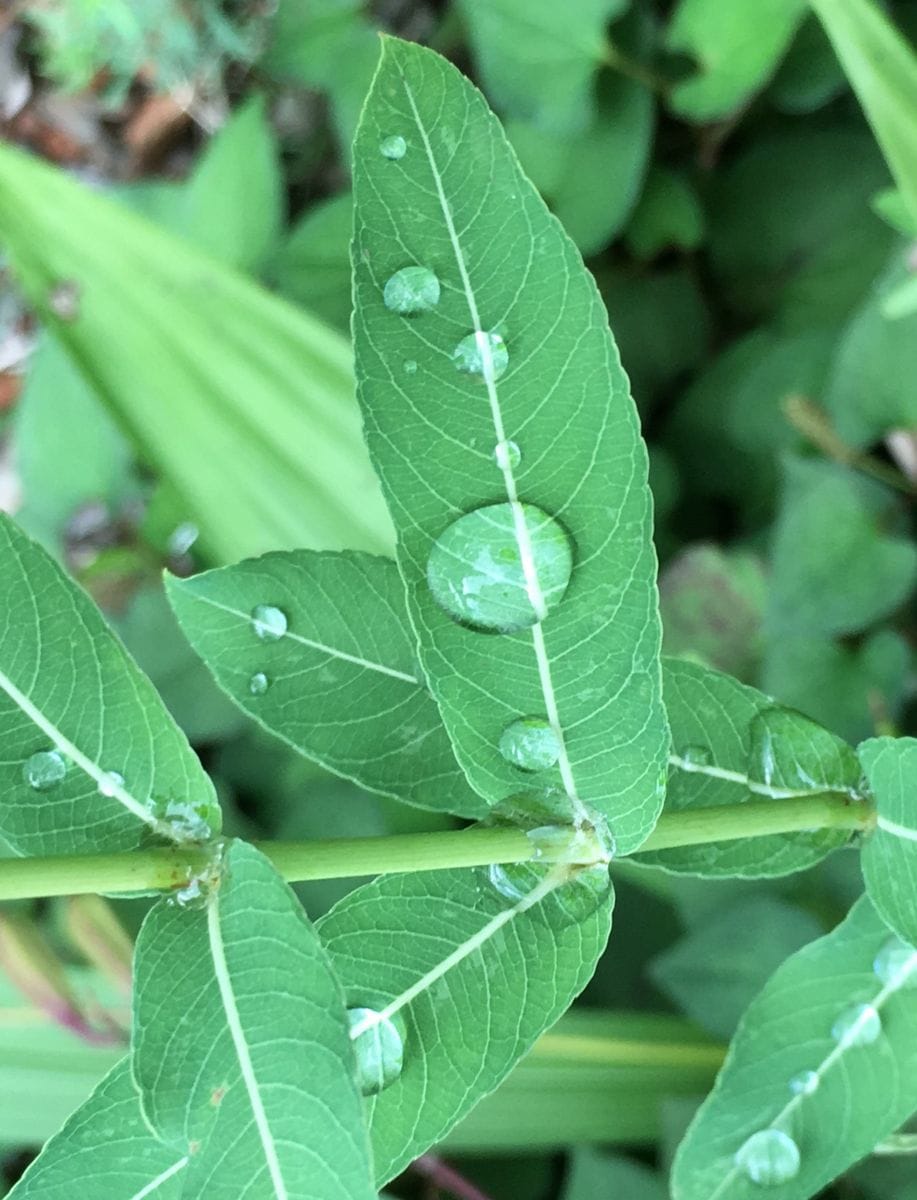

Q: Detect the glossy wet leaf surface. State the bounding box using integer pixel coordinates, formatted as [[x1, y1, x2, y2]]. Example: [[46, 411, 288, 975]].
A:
[[859, 737, 917, 946]]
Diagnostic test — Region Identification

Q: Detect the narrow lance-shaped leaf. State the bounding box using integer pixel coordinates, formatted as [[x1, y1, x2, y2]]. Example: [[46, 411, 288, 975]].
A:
[[859, 736, 917, 945], [318, 860, 613, 1184], [673, 897, 917, 1200], [0, 142, 393, 565], [637, 658, 860, 878], [352, 37, 667, 850], [0, 513, 219, 856], [166, 551, 486, 817], [8, 1059, 187, 1200], [132, 840, 375, 1200]]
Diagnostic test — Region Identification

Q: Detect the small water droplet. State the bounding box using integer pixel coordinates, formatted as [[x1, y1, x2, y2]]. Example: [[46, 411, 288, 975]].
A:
[[23, 750, 67, 791], [48, 280, 81, 321], [347, 1007, 405, 1095], [494, 439, 521, 470], [874, 935, 917, 989], [167, 522, 199, 557], [735, 1129, 801, 1186], [251, 604, 287, 642], [98, 770, 125, 798], [832, 1002, 881, 1047], [380, 135, 407, 160], [383, 266, 441, 316], [453, 331, 509, 381], [426, 502, 574, 633], [249, 672, 270, 696], [404, 359, 418, 375], [154, 798, 215, 843], [499, 717, 560, 771], [789, 1069, 819, 1096], [678, 745, 712, 768]]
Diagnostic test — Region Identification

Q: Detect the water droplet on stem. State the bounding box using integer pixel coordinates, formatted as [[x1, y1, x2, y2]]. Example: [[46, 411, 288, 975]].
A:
[[494, 439, 521, 470]]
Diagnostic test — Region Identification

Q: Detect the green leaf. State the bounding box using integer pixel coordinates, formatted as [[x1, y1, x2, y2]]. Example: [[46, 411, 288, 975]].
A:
[[812, 0, 917, 228], [8, 1059, 187, 1200], [269, 192, 353, 332], [638, 658, 859, 878], [859, 737, 917, 945], [672, 897, 917, 1200], [0, 141, 394, 565], [769, 15, 847, 114], [563, 1148, 667, 1200], [0, 513, 220, 855], [649, 896, 823, 1039], [666, 0, 807, 120], [625, 166, 705, 260], [766, 457, 917, 638], [318, 864, 613, 1183], [457, 0, 627, 133], [166, 550, 485, 817], [352, 38, 667, 850], [132, 839, 375, 1200]]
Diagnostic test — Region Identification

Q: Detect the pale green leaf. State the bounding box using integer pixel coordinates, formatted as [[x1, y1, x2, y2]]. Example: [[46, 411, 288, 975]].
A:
[[563, 1148, 667, 1200], [269, 192, 353, 332], [649, 896, 823, 1039], [8, 1059, 186, 1200], [0, 141, 393, 565], [860, 737, 917, 945], [318, 864, 613, 1183], [666, 0, 807, 120], [672, 897, 917, 1200], [0, 513, 220, 856], [812, 0, 917, 228], [165, 551, 485, 817], [352, 38, 667, 850], [638, 658, 859, 878], [457, 0, 626, 133], [132, 840, 374, 1200]]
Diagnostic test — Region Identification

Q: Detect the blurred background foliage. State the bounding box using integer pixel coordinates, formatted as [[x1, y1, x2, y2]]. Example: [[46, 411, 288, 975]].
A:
[[1, 0, 917, 1196]]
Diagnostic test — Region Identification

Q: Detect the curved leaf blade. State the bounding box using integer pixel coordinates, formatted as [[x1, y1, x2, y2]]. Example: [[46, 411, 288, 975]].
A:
[[319, 865, 613, 1183], [860, 736, 917, 944], [0, 514, 219, 855], [673, 897, 917, 1200], [8, 1059, 187, 1200], [352, 37, 667, 850], [166, 551, 485, 817], [132, 840, 374, 1200]]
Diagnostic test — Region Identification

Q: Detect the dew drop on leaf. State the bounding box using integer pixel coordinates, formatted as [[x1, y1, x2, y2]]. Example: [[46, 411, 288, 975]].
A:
[[347, 1007, 406, 1096], [499, 716, 560, 771], [831, 1002, 882, 1046], [487, 862, 529, 902], [485, 860, 610, 924], [404, 359, 418, 375], [251, 604, 287, 641], [153, 797, 215, 842], [678, 744, 713, 768], [873, 935, 917, 989], [380, 134, 407, 160], [734, 1129, 801, 1186], [426, 501, 574, 633], [494, 439, 521, 470], [23, 750, 67, 791], [98, 770, 125, 797], [789, 1069, 819, 1096], [383, 266, 441, 315], [452, 330, 509, 381], [249, 672, 270, 696]]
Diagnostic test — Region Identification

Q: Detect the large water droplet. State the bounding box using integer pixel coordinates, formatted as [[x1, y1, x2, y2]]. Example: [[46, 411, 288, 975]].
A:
[[485, 859, 610, 924], [832, 1002, 881, 1047], [487, 862, 529, 902], [251, 604, 287, 642], [23, 750, 67, 791], [347, 1007, 406, 1095], [98, 770, 125, 798], [494, 439, 521, 470], [426, 502, 574, 633], [499, 717, 560, 771], [874, 935, 917, 989], [380, 135, 406, 160], [453, 331, 509, 381], [678, 744, 712, 768], [789, 1069, 819, 1097], [249, 672, 270, 697], [735, 1129, 801, 1186], [383, 266, 440, 316]]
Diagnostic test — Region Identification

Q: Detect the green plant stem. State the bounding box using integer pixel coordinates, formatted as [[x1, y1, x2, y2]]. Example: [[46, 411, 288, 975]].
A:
[[0, 794, 872, 901]]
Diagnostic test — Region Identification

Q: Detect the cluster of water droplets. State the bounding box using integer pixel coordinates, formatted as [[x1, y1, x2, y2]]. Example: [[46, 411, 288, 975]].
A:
[[241, 602, 292, 700], [732, 932, 917, 1186]]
